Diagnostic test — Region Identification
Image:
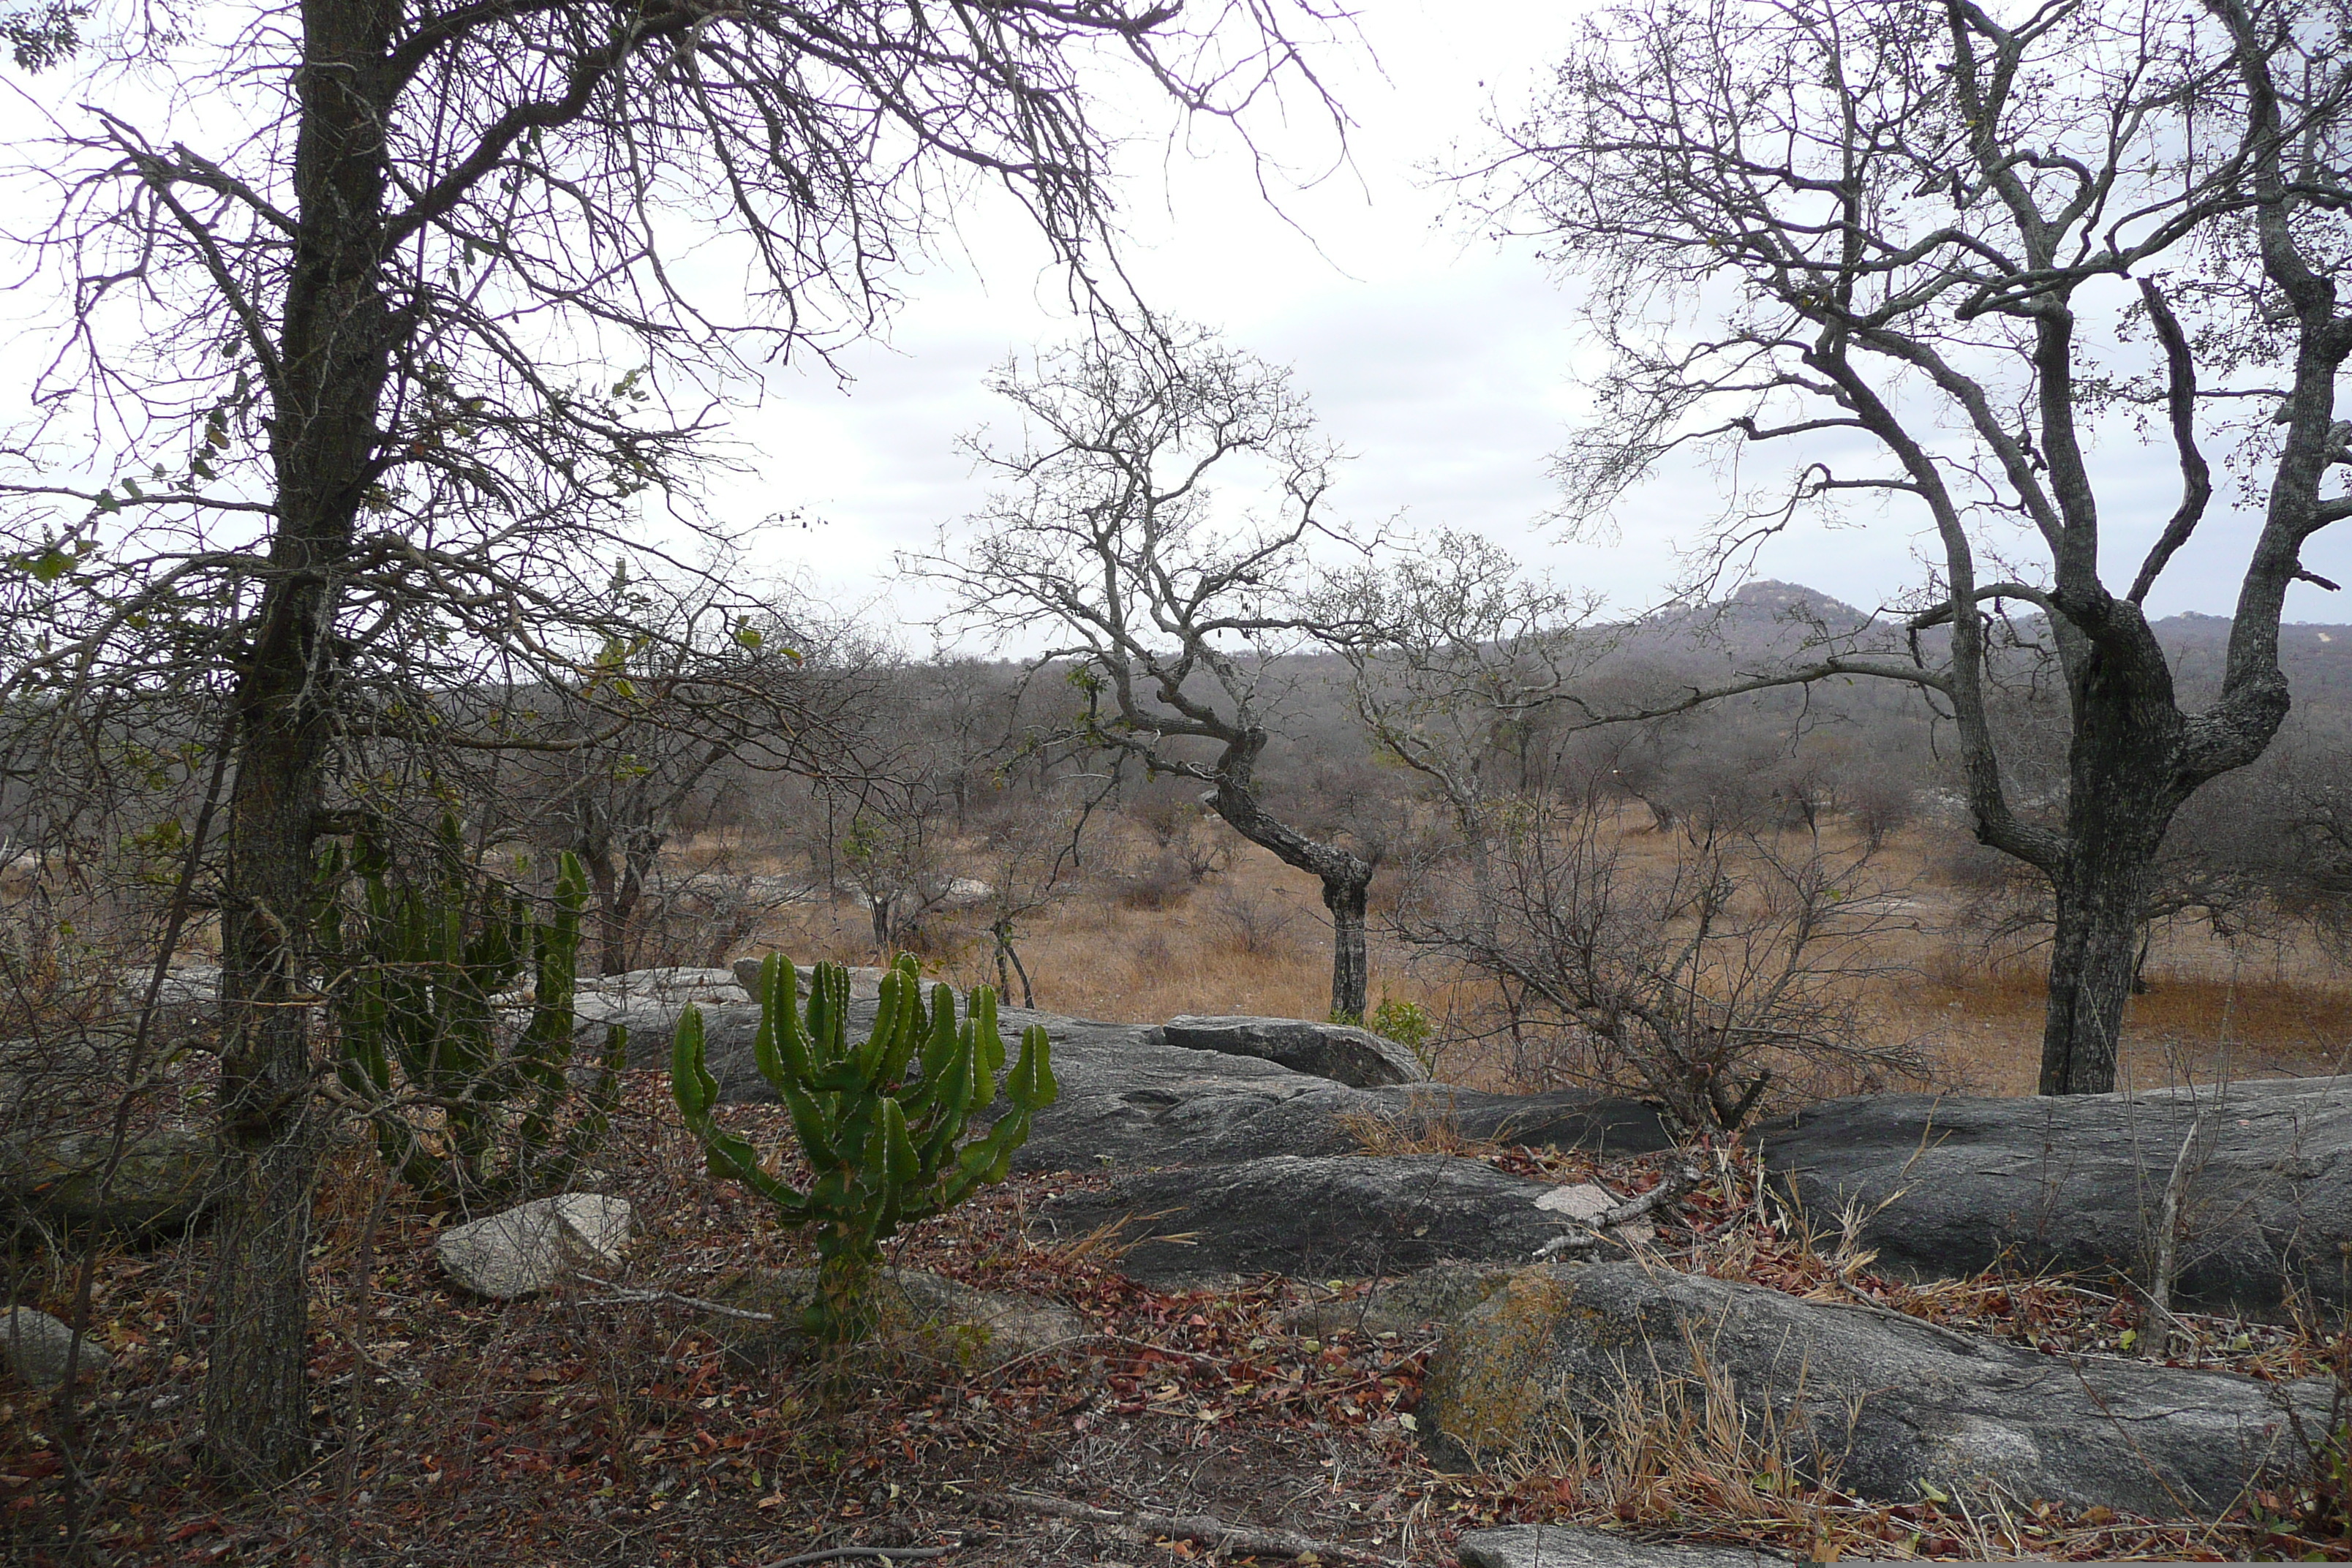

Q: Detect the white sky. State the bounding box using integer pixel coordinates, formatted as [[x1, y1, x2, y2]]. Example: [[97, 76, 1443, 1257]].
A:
[[710, 0, 2352, 647], [6, 1, 2348, 644]]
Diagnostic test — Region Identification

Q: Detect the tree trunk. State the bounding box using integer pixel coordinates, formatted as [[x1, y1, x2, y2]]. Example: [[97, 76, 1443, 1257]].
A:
[[1323, 870, 1371, 1021], [205, 689, 333, 1481], [1205, 726, 1376, 1025], [2038, 826, 2166, 1096], [2035, 630, 2185, 1097], [578, 841, 628, 976], [202, 0, 399, 1480]]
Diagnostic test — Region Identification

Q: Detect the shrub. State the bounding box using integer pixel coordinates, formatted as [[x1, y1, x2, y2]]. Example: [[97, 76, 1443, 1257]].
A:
[[1367, 994, 1438, 1074]]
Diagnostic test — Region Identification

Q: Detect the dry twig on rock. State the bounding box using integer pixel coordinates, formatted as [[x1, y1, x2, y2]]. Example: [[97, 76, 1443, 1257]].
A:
[[1533, 1158, 1706, 1259]]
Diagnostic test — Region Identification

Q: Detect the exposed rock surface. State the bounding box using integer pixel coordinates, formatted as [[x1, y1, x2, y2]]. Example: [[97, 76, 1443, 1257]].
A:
[[728, 957, 890, 1003], [2, 1306, 111, 1387], [1285, 1262, 1520, 1338], [700, 1266, 1090, 1373], [658, 995, 1674, 1169], [1036, 1156, 1600, 1288], [434, 1194, 633, 1299], [1419, 1261, 2332, 1519], [0, 1128, 217, 1235], [112, 965, 222, 1036], [1164, 1014, 1428, 1088], [1760, 1074, 2352, 1315], [1458, 1526, 1784, 1568]]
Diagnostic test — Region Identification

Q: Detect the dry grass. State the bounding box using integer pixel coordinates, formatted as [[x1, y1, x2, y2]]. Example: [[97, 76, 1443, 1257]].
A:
[[717, 810, 2350, 1098]]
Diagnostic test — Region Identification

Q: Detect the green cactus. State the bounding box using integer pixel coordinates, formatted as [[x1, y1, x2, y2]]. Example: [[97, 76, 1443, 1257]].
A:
[[670, 953, 1058, 1344], [318, 819, 625, 1210]]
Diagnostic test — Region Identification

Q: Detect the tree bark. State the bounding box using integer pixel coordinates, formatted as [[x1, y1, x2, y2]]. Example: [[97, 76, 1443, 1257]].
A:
[[2034, 611, 2189, 1096], [1322, 870, 1371, 1021], [1206, 726, 1374, 1022], [202, 0, 398, 1480]]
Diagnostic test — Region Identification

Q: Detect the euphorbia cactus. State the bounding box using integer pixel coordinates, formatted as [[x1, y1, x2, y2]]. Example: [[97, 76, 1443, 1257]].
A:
[[669, 953, 1057, 1343], [320, 821, 625, 1210]]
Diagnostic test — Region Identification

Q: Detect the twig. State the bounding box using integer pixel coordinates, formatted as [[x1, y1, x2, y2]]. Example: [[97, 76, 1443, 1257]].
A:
[[567, 1273, 779, 1322], [1534, 1159, 1706, 1259], [758, 1546, 956, 1567], [975, 1490, 1407, 1567], [1254, 1343, 1437, 1411], [2145, 1105, 2206, 1354], [1099, 1333, 1232, 1366]]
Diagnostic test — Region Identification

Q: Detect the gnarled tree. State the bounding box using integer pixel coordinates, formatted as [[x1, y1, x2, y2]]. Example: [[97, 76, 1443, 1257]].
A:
[[1, 0, 1341, 1483], [927, 325, 1382, 1019], [1475, 0, 2352, 1094]]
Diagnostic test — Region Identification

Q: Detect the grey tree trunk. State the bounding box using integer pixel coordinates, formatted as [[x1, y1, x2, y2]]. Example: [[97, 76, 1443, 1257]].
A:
[[1323, 872, 1371, 1022], [202, 0, 397, 1480], [1208, 726, 1374, 1022]]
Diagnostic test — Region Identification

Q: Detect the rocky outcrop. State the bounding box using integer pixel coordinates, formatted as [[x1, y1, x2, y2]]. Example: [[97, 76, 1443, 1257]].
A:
[[728, 957, 889, 1003], [1760, 1075, 2352, 1316], [1285, 1262, 1520, 1338], [1037, 1156, 1602, 1288], [1458, 1526, 1783, 1568], [656, 993, 1674, 1172], [699, 1266, 1090, 1373], [1418, 1261, 2333, 1519], [1163, 1015, 1428, 1088], [434, 1194, 633, 1299], [2, 1306, 111, 1387], [0, 1128, 217, 1235]]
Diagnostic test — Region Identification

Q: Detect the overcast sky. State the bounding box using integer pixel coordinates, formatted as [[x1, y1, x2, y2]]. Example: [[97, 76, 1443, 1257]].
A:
[[8, 2, 2348, 644], [707, 0, 2352, 649]]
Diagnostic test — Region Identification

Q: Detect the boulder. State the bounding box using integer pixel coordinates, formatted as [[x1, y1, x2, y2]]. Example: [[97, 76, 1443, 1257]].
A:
[[1004, 1013, 1672, 1171], [655, 986, 1674, 1169], [1285, 1262, 1520, 1338], [434, 1194, 633, 1299], [579, 965, 745, 1000], [1036, 1155, 1603, 1288], [1, 1306, 111, 1387], [113, 965, 221, 1036], [0, 1128, 218, 1235], [1761, 1074, 2352, 1316], [1164, 1014, 1428, 1088], [728, 957, 890, 1003], [1458, 1526, 1782, 1568], [698, 1266, 1090, 1373], [1418, 1261, 2334, 1519]]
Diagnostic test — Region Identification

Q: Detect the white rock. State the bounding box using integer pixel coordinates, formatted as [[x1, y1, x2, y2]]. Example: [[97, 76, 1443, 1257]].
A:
[[435, 1194, 633, 1300], [2, 1306, 111, 1386], [1534, 1183, 1616, 1221], [1534, 1182, 1652, 1242]]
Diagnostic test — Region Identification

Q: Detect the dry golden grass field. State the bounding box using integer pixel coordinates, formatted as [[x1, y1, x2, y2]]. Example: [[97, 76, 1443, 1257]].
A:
[[687, 812, 2352, 1103]]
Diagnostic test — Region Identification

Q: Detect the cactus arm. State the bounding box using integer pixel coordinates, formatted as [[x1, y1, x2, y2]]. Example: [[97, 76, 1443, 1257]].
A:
[[671, 1003, 721, 1123], [777, 1077, 842, 1169], [967, 988, 1003, 1112], [1006, 1024, 1058, 1109], [879, 1096, 920, 1185], [750, 954, 787, 1088], [875, 979, 923, 1090], [774, 959, 818, 1085]]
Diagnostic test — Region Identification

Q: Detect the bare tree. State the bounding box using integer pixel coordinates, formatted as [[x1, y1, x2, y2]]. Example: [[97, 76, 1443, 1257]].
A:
[[925, 324, 1383, 1018], [1472, 0, 2352, 1094], [1395, 790, 1934, 1130], [508, 587, 869, 973], [1316, 530, 1604, 838], [1, 1, 1341, 1482]]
